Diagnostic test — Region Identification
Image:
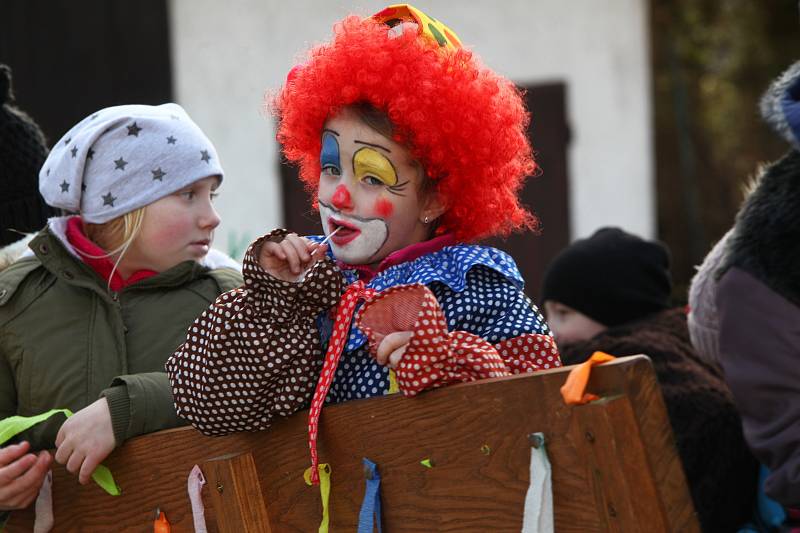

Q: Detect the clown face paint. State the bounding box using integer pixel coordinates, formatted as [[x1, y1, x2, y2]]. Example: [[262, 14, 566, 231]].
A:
[[318, 201, 389, 263], [317, 108, 432, 266]]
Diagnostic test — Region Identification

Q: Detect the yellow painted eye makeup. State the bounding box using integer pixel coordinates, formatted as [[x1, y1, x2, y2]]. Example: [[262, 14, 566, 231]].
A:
[[353, 147, 398, 186]]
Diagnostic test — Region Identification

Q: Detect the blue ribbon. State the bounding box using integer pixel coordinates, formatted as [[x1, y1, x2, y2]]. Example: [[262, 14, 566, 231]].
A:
[[357, 458, 383, 533]]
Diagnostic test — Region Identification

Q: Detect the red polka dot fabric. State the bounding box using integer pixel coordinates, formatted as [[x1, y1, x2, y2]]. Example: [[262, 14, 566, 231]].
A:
[[357, 284, 561, 396], [306, 281, 375, 484]]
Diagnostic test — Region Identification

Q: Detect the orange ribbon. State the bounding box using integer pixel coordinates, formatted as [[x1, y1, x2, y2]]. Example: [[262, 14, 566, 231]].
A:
[[560, 351, 616, 405]]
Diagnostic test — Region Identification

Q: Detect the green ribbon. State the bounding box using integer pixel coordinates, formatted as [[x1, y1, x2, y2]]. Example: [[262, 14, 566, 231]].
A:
[[0, 409, 121, 496]]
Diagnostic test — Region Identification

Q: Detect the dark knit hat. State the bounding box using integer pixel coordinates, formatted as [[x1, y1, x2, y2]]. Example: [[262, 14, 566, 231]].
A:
[[541, 227, 673, 327], [0, 64, 57, 246]]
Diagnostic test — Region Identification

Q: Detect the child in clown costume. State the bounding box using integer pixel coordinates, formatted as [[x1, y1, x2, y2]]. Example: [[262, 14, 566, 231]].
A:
[[166, 4, 560, 478]]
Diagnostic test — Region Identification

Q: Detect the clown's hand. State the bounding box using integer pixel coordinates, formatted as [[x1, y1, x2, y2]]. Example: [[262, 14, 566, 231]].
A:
[[54, 398, 116, 485], [375, 331, 413, 369], [258, 233, 328, 282]]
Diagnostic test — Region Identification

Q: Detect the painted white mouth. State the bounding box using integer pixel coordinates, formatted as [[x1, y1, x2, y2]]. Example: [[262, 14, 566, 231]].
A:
[[319, 203, 388, 264]]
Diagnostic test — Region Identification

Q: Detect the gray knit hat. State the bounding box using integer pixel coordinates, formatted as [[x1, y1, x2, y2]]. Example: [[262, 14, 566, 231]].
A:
[[687, 229, 733, 364], [760, 60, 800, 149], [39, 103, 223, 223]]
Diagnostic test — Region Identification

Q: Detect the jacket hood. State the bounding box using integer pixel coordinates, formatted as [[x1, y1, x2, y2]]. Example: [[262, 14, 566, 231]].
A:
[[0, 234, 35, 273], [720, 150, 800, 307]]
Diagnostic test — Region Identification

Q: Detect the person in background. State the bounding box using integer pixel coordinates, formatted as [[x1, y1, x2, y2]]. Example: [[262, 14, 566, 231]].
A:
[[0, 64, 58, 268], [541, 227, 757, 533], [713, 58, 800, 513]]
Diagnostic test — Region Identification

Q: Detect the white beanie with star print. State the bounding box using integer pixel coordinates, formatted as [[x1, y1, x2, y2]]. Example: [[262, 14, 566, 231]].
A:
[[39, 103, 224, 223]]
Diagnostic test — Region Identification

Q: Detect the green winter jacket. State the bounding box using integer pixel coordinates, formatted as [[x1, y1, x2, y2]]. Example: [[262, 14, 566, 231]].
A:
[[0, 222, 242, 449]]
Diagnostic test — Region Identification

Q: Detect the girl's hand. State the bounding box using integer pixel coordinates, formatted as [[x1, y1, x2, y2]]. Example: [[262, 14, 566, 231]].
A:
[[0, 442, 52, 510], [375, 331, 413, 368], [54, 398, 116, 485], [258, 233, 328, 282]]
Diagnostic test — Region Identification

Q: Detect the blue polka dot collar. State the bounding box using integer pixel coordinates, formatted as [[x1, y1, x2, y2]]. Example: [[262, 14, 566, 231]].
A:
[[309, 236, 525, 352], [308, 235, 524, 293]]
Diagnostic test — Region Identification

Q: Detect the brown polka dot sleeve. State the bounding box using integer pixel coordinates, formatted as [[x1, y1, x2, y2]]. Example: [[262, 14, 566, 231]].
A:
[[166, 230, 344, 435]]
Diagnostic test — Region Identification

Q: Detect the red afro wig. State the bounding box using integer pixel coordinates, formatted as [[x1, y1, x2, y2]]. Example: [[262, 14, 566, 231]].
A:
[[273, 13, 536, 242]]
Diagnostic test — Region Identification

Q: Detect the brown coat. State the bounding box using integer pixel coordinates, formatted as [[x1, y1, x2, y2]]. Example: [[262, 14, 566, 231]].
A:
[[559, 309, 758, 533]]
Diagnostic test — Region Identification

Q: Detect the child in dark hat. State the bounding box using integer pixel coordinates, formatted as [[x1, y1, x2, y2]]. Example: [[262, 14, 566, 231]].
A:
[[541, 227, 672, 347], [0, 64, 57, 253], [541, 227, 758, 533]]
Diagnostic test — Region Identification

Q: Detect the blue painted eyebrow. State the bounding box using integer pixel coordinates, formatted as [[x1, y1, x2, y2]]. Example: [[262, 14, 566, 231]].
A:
[[321, 132, 341, 170]]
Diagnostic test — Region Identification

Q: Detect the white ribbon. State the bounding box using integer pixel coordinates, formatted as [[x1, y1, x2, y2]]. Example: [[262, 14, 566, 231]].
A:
[[33, 470, 53, 533], [521, 433, 553, 533], [188, 464, 208, 533]]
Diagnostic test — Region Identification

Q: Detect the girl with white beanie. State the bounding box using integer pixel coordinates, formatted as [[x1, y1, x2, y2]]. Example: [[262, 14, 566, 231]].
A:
[[0, 104, 242, 512]]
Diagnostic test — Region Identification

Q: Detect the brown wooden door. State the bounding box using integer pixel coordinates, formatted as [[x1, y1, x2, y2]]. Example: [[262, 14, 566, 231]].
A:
[[486, 82, 571, 301]]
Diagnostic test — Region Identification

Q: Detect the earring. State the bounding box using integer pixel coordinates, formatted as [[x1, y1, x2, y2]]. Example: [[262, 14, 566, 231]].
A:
[[423, 216, 430, 224]]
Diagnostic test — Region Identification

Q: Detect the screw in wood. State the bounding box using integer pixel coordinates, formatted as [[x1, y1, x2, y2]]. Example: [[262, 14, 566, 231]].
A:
[[216, 482, 224, 494], [607, 503, 617, 518], [585, 431, 595, 443]]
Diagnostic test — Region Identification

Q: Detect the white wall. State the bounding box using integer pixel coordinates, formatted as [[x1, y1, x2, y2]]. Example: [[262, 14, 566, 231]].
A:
[[169, 0, 654, 258]]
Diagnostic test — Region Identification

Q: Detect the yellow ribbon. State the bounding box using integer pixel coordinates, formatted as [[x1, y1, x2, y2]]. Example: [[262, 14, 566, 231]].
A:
[[387, 369, 400, 395], [304, 463, 332, 532], [0, 409, 121, 496]]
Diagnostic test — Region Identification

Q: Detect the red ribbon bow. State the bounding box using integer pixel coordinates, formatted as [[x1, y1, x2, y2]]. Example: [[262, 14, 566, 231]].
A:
[[307, 281, 376, 484]]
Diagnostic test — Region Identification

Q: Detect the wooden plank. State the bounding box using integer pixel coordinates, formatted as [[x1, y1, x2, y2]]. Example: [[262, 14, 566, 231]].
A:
[[570, 396, 670, 532], [612, 357, 700, 531], [6, 355, 699, 532], [202, 453, 271, 533]]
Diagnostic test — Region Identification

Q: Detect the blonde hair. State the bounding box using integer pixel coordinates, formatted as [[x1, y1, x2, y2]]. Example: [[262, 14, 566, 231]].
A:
[[82, 207, 147, 285]]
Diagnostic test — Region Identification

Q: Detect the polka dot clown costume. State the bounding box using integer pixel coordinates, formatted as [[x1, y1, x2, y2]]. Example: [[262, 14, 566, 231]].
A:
[[166, 4, 561, 483]]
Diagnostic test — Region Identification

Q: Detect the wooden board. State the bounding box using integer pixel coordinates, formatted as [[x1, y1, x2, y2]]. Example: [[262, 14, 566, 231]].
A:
[[7, 355, 699, 532]]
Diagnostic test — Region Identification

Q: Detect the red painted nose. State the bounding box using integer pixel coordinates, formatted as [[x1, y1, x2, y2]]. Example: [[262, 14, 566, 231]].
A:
[[331, 185, 353, 210]]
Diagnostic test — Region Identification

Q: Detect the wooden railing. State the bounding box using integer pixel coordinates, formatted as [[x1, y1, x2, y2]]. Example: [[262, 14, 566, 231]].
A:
[[7, 355, 699, 532]]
